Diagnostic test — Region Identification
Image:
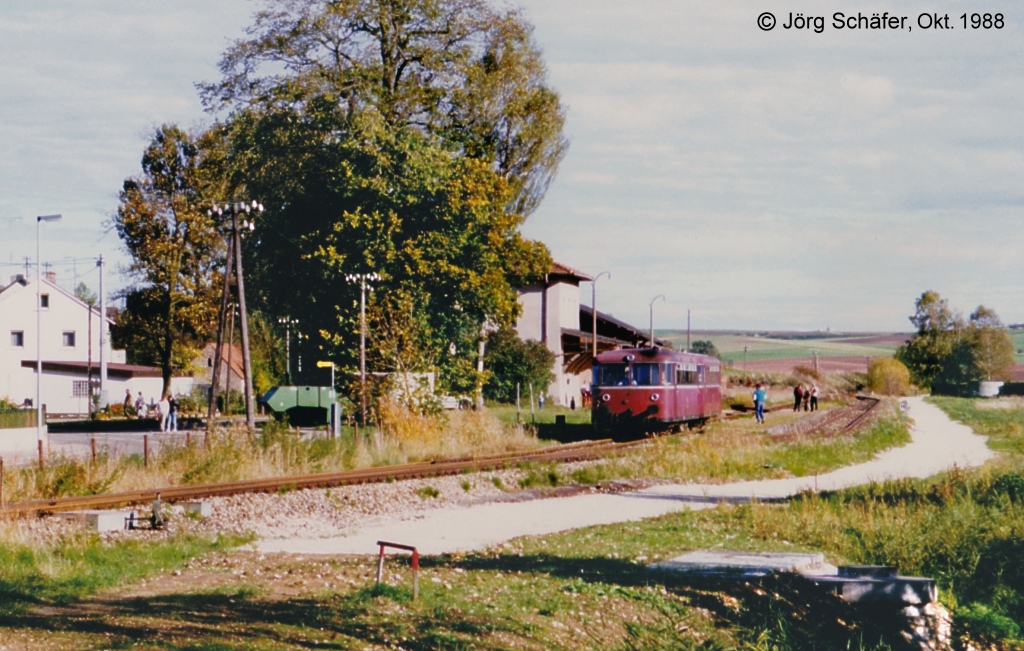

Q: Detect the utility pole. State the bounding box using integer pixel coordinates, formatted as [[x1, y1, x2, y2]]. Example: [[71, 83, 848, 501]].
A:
[[98, 255, 107, 407], [346, 272, 380, 424], [207, 201, 262, 432], [277, 316, 297, 384]]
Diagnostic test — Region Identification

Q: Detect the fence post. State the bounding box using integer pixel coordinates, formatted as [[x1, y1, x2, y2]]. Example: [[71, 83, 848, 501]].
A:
[[91, 438, 97, 465], [144, 434, 149, 468], [38, 440, 44, 472], [0, 457, 4, 507]]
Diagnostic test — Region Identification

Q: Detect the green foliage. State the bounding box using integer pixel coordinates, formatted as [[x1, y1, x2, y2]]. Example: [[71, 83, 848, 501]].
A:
[[194, 0, 564, 396], [416, 485, 440, 499], [111, 124, 224, 395], [689, 339, 720, 358], [199, 0, 567, 217], [896, 291, 1017, 392], [867, 357, 912, 396], [483, 326, 554, 403]]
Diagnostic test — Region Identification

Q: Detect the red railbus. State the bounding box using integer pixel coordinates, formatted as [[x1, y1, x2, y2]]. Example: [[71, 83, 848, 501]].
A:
[[591, 348, 722, 434]]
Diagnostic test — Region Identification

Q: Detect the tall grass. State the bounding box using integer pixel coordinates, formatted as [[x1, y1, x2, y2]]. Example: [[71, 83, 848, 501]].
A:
[[2, 406, 542, 504]]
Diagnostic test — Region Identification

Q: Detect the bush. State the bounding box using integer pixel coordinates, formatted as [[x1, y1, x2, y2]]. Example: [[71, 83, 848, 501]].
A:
[[867, 357, 911, 396]]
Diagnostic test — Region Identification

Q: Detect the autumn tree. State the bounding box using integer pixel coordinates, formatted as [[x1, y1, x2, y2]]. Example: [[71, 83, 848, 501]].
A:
[[968, 306, 1017, 382], [111, 125, 224, 396], [896, 291, 1017, 393], [199, 0, 567, 216], [895, 291, 965, 388], [199, 1, 562, 395]]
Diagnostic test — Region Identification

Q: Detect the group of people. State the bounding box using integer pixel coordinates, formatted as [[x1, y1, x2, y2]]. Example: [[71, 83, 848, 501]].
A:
[[793, 383, 819, 412], [751, 381, 820, 425], [123, 389, 180, 432]]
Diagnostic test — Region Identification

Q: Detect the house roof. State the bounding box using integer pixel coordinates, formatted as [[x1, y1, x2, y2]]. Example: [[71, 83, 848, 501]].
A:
[[0, 274, 116, 324], [202, 342, 245, 379], [548, 261, 593, 282], [21, 360, 165, 379]]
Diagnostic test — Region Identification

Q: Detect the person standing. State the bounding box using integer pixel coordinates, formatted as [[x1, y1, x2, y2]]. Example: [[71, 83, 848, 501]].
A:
[[793, 384, 804, 412], [809, 384, 819, 412], [167, 395, 179, 432], [123, 388, 133, 418], [752, 383, 767, 424], [158, 394, 170, 432]]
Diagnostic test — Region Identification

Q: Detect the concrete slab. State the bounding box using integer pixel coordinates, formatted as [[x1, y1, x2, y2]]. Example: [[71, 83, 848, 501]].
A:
[[63, 510, 129, 532], [650, 550, 839, 577]]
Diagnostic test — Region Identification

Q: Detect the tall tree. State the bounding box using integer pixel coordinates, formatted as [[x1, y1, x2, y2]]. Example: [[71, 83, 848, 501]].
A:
[[199, 0, 567, 216], [968, 306, 1017, 382], [896, 292, 1017, 391], [895, 291, 965, 388], [111, 125, 224, 395]]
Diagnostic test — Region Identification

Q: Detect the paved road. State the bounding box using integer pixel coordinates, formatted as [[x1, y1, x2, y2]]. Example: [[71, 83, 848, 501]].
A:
[[255, 396, 995, 556]]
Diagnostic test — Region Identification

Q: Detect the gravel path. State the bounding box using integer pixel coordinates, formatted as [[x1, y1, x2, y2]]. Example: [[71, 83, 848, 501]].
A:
[[238, 396, 993, 556]]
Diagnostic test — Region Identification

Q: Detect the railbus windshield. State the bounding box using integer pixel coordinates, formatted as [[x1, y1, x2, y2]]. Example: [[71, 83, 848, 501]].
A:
[[593, 363, 670, 387]]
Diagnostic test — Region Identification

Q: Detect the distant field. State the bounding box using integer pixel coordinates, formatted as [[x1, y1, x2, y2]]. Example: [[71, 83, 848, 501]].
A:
[[659, 329, 1024, 377], [659, 330, 908, 365]]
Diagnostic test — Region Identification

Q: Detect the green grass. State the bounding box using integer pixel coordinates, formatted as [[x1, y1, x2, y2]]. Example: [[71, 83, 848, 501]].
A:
[[489, 402, 592, 427], [0, 531, 246, 616]]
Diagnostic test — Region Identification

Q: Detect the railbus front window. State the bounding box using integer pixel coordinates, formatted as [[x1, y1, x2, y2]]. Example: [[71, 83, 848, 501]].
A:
[[594, 363, 663, 386]]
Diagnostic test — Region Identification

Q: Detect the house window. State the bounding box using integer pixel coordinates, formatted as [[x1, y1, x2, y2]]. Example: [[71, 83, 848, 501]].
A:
[[73, 381, 90, 398], [10, 331, 24, 347], [40, 293, 49, 309], [63, 331, 76, 347]]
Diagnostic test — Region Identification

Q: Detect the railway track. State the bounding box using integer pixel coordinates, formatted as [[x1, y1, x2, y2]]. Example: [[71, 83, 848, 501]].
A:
[[1, 438, 650, 516], [767, 395, 882, 442]]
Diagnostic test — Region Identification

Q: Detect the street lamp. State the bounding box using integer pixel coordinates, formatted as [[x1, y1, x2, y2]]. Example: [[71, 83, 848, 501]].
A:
[[591, 271, 610, 358], [277, 316, 298, 383], [207, 200, 263, 432], [649, 294, 665, 348], [345, 272, 381, 424], [36, 213, 61, 442]]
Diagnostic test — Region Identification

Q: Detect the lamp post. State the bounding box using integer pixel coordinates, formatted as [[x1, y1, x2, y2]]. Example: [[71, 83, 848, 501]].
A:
[[277, 316, 298, 383], [36, 214, 61, 441], [649, 294, 665, 348], [346, 272, 380, 424], [590, 271, 610, 358]]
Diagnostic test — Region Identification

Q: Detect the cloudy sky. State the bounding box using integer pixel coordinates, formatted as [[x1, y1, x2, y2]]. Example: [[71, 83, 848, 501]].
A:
[[2, 1, 1021, 332]]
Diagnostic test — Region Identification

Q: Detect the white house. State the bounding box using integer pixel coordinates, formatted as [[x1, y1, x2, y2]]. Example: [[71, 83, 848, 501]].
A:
[[0, 273, 191, 417], [515, 262, 657, 407]]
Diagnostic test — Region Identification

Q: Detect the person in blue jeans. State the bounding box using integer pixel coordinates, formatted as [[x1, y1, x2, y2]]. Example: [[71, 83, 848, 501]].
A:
[[167, 396, 179, 432], [752, 383, 767, 424]]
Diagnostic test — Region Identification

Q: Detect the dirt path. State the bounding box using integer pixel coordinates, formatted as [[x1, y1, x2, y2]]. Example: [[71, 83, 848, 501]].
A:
[[255, 396, 994, 556]]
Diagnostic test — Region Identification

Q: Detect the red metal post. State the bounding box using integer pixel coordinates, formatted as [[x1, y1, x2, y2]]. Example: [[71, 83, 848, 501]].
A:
[[375, 540, 420, 600]]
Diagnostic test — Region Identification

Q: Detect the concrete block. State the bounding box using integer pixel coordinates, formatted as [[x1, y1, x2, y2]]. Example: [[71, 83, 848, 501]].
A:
[[182, 501, 212, 518], [63, 510, 130, 532]]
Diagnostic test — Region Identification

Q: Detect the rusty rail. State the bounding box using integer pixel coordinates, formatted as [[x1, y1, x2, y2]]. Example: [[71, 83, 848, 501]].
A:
[[1, 438, 649, 516]]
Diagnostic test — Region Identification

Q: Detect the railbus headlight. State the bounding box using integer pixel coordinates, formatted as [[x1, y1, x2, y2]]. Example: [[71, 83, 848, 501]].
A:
[[650, 393, 659, 401], [601, 394, 611, 403]]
